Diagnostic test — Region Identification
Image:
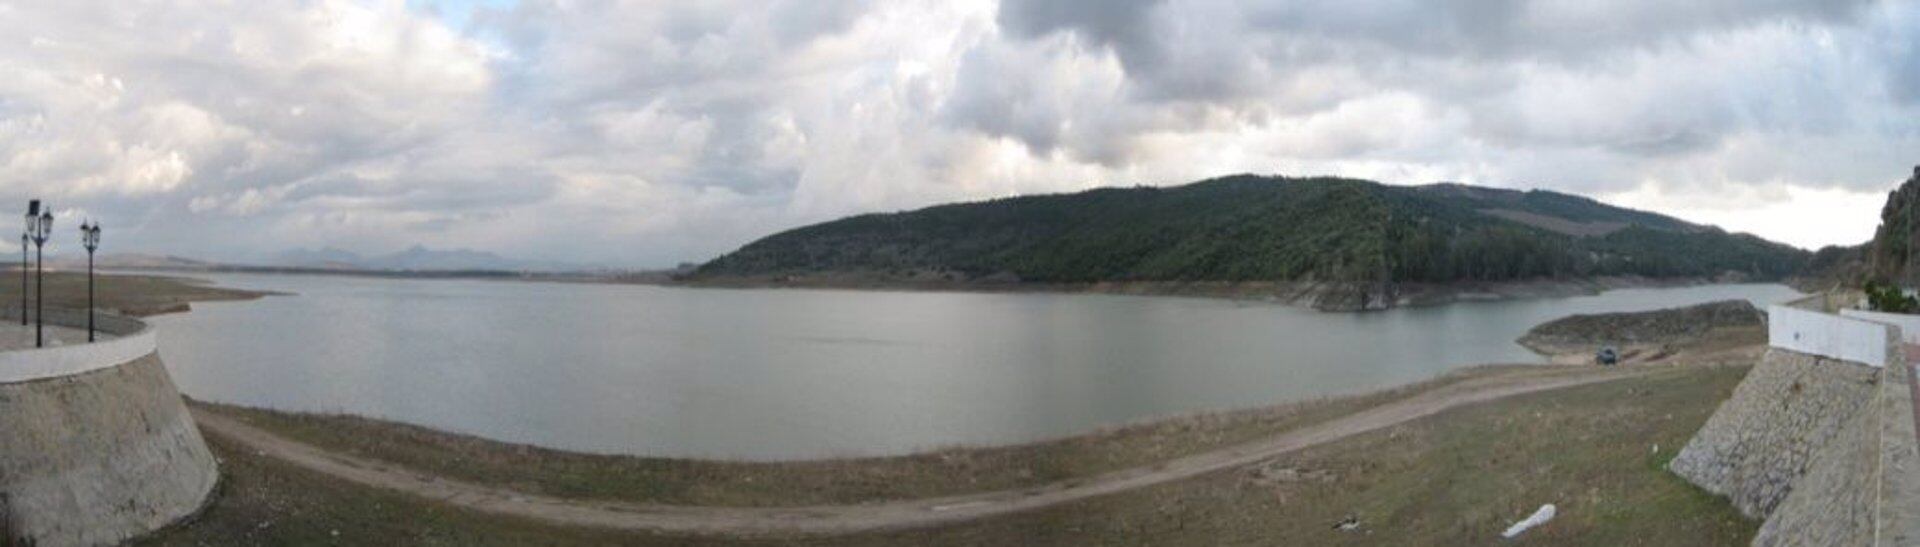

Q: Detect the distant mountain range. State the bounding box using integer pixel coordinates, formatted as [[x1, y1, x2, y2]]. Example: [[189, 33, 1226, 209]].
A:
[[270, 245, 590, 273], [32, 245, 619, 276], [694, 174, 1815, 310], [45, 253, 219, 271], [32, 247, 592, 275]]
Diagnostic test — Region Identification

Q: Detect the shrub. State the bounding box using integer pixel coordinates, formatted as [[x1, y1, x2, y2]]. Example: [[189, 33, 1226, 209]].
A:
[[1865, 280, 1920, 313]]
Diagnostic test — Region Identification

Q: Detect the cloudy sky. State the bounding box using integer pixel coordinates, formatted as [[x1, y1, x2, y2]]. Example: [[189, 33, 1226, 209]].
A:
[[2, 0, 1916, 266]]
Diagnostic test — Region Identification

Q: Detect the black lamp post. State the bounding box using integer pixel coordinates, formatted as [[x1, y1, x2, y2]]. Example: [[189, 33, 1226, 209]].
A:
[[20, 201, 32, 326], [27, 206, 50, 348], [80, 221, 100, 342]]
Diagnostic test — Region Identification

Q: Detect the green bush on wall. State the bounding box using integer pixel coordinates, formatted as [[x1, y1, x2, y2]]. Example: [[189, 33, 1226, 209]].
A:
[[1866, 280, 1920, 314]]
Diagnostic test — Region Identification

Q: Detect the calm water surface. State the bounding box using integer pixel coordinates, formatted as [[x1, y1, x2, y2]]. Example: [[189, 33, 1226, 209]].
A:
[[147, 273, 1799, 460]]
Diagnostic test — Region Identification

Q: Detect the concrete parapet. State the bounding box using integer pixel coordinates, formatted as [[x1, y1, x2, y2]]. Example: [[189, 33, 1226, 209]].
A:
[[1846, 309, 1920, 345], [0, 308, 156, 384], [1771, 305, 1892, 367], [0, 311, 216, 546]]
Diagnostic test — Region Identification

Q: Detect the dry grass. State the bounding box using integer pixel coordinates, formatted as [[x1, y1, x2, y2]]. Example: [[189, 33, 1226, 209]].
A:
[[827, 364, 1758, 546], [139, 434, 711, 546], [0, 270, 267, 316]]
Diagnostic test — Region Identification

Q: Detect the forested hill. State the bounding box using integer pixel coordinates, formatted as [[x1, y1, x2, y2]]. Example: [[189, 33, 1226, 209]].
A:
[[1866, 166, 1920, 285], [695, 175, 1811, 305]]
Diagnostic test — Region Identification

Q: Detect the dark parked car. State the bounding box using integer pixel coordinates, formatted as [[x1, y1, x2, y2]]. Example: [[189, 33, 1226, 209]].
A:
[[1596, 347, 1619, 366]]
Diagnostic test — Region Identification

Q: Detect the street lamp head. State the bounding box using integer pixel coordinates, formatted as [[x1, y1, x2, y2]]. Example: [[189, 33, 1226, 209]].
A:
[[25, 200, 38, 235], [81, 221, 100, 252], [34, 210, 52, 245]]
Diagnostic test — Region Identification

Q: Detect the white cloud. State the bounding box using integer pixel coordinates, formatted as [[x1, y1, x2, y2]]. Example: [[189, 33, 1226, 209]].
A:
[[0, 0, 1911, 266], [1608, 184, 1889, 250]]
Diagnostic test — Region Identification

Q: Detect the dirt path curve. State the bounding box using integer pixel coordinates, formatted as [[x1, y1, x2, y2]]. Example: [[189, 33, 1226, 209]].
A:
[[191, 367, 1646, 537]]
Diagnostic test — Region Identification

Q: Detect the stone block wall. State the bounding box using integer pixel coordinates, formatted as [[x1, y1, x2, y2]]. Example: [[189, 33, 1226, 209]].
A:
[[1668, 348, 1881, 518], [1754, 320, 1920, 546], [1673, 302, 1920, 546], [1749, 368, 1883, 545]]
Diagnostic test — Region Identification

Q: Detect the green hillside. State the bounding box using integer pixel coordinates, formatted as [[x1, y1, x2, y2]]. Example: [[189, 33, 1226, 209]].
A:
[[1869, 167, 1920, 286], [697, 175, 1810, 292]]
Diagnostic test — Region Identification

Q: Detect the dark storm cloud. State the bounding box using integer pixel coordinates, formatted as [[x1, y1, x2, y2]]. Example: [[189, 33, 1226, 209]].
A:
[[944, 0, 1908, 187], [769, 0, 874, 46], [998, 0, 1164, 49], [1237, 0, 1872, 61]]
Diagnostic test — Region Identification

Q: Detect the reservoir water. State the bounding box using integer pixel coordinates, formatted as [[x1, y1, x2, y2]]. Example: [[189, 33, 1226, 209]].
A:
[[147, 273, 1799, 460]]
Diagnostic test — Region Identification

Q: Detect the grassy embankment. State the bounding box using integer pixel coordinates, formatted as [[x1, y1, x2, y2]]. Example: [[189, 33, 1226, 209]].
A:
[[149, 364, 1756, 546]]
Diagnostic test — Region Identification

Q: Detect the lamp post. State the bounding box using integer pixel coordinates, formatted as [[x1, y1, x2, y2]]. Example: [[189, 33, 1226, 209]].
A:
[[80, 221, 100, 342], [20, 201, 32, 326], [28, 206, 50, 348]]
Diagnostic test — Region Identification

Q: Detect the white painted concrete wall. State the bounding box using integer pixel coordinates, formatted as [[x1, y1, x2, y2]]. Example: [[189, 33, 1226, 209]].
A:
[[0, 330, 155, 383], [1769, 305, 1891, 368], [0, 319, 155, 384], [1840, 309, 1920, 345]]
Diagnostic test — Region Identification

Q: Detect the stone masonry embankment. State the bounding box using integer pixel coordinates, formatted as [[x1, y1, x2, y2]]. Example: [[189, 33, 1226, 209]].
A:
[[1671, 295, 1920, 546], [0, 310, 216, 546], [1668, 348, 1881, 518], [1751, 334, 1916, 545]]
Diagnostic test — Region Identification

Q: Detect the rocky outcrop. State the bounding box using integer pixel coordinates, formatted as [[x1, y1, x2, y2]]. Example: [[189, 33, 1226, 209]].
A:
[[1869, 166, 1920, 286], [1517, 299, 1766, 355], [1306, 281, 1396, 312]]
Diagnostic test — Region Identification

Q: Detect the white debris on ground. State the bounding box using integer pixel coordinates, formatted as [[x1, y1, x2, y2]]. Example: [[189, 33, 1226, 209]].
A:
[[1501, 504, 1557, 539], [1247, 460, 1337, 486], [1333, 515, 1360, 532]]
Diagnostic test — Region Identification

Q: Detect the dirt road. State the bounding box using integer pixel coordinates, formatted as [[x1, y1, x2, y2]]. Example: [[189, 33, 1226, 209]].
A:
[[191, 366, 1644, 537]]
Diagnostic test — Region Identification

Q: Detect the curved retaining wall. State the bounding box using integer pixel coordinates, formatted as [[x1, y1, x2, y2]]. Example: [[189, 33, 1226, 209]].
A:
[[0, 309, 217, 546], [0, 310, 156, 383]]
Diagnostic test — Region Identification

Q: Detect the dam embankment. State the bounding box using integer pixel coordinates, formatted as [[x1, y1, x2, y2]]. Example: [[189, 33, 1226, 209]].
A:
[[0, 309, 216, 546], [1670, 296, 1920, 546]]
